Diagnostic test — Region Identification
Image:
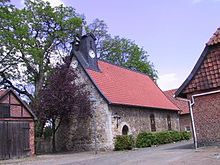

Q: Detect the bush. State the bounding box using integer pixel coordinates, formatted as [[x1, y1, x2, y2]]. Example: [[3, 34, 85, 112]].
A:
[[136, 131, 191, 148], [154, 131, 172, 144], [136, 132, 156, 148], [114, 135, 134, 151], [180, 131, 191, 140], [169, 131, 181, 142]]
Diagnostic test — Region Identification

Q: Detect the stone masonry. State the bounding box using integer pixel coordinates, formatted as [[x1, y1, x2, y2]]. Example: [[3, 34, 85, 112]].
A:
[[56, 58, 113, 151], [56, 58, 180, 151], [110, 105, 179, 138], [56, 33, 180, 152]]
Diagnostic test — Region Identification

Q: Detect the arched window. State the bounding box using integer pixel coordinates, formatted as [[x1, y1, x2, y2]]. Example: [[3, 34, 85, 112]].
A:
[[150, 114, 156, 132], [122, 125, 129, 135], [167, 115, 172, 130]]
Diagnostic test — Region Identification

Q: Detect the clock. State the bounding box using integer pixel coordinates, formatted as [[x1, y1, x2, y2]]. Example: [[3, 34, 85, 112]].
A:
[[89, 49, 95, 58], [71, 60, 78, 69]]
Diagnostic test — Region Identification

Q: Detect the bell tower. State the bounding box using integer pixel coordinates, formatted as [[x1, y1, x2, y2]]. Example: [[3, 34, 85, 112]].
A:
[[71, 33, 100, 72]]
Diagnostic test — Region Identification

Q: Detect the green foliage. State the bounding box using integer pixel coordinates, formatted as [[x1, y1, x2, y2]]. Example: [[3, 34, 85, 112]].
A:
[[180, 131, 191, 140], [100, 36, 158, 80], [114, 135, 134, 151], [154, 131, 172, 144], [136, 131, 191, 148], [43, 126, 53, 139], [169, 130, 182, 142], [88, 19, 158, 80], [136, 132, 156, 148], [35, 121, 43, 137], [1, 0, 158, 102], [0, 0, 82, 102]]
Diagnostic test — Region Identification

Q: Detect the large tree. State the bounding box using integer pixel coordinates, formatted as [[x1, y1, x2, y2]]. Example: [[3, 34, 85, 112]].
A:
[[39, 59, 91, 152], [1, 1, 158, 130], [0, 0, 82, 108], [88, 19, 158, 80], [100, 36, 157, 79]]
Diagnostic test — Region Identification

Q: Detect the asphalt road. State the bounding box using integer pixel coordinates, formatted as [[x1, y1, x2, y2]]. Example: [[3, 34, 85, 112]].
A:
[[1, 140, 220, 165]]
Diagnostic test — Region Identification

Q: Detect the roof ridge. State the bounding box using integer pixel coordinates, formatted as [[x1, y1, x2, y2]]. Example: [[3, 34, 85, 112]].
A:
[[206, 27, 220, 46], [97, 59, 155, 81], [87, 61, 179, 111]]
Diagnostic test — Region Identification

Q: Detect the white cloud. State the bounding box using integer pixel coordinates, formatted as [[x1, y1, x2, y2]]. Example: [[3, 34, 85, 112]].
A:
[[157, 73, 181, 91]]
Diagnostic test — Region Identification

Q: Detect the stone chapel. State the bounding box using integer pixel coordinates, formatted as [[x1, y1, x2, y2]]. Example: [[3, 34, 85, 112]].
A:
[[56, 33, 180, 151]]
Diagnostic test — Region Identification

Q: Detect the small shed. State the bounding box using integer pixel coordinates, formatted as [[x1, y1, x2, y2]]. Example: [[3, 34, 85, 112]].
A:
[[0, 89, 37, 160]]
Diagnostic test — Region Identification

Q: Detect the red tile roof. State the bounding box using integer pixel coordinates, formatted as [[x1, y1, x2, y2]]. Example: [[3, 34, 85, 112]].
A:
[[207, 27, 220, 46], [176, 27, 220, 97], [164, 89, 189, 114], [86, 61, 179, 111]]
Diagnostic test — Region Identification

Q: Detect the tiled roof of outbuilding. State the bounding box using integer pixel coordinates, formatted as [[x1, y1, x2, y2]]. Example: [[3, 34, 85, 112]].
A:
[[207, 27, 220, 46], [176, 27, 220, 98], [164, 89, 189, 115], [86, 61, 179, 111]]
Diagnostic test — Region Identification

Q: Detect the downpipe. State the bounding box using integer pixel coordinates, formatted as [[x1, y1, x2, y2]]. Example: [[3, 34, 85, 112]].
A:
[[174, 96, 197, 149], [175, 89, 220, 149]]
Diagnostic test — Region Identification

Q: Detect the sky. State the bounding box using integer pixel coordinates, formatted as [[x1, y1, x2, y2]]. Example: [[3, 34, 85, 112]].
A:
[[11, 0, 220, 90]]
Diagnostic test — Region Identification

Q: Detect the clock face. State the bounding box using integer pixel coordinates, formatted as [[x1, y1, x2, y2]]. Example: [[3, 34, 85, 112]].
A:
[[71, 60, 78, 69], [89, 49, 96, 58]]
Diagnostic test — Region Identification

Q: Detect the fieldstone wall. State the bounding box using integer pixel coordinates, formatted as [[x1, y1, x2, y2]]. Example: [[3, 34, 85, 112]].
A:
[[109, 105, 180, 138], [56, 57, 180, 152], [56, 59, 113, 152]]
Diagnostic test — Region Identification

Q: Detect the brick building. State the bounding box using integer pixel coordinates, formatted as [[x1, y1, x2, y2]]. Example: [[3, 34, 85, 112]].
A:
[[56, 33, 180, 151], [175, 27, 220, 147], [164, 89, 191, 132], [0, 89, 36, 160]]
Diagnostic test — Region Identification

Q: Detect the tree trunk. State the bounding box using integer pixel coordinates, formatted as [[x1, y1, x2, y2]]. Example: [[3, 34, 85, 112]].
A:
[[52, 119, 56, 153], [33, 73, 45, 137]]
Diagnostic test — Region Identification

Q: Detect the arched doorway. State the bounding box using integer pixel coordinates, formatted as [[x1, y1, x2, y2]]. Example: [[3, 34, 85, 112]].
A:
[[122, 125, 129, 135]]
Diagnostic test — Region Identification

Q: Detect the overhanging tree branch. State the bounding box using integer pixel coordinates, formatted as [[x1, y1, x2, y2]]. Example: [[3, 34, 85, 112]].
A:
[[0, 71, 34, 101]]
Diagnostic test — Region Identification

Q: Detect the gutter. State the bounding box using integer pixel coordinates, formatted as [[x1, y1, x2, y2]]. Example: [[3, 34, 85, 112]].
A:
[[174, 96, 197, 149], [174, 89, 220, 149]]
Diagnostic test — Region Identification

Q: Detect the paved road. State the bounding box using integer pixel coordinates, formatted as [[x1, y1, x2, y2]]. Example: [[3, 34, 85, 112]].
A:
[[1, 140, 220, 165]]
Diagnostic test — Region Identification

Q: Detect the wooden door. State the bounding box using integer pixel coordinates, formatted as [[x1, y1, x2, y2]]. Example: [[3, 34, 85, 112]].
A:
[[0, 121, 30, 160]]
